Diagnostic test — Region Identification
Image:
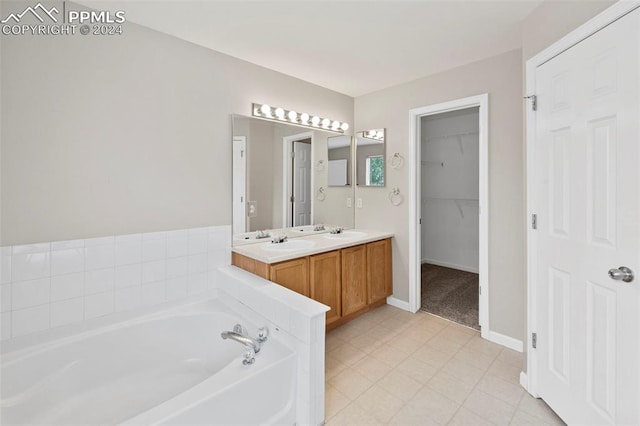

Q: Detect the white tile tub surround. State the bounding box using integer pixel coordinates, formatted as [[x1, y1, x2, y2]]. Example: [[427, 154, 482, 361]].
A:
[[0, 226, 231, 341], [216, 265, 330, 426]]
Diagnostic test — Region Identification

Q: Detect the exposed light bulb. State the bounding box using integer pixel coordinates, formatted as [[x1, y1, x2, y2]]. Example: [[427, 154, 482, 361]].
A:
[[331, 120, 340, 129], [368, 130, 376, 137], [300, 112, 310, 123], [288, 110, 298, 121], [321, 118, 330, 128], [311, 116, 320, 126], [340, 123, 349, 131], [275, 108, 285, 119], [260, 104, 271, 115], [376, 131, 384, 139]]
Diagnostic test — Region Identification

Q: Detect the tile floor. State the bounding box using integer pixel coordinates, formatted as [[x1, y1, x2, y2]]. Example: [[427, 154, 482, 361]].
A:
[[325, 305, 565, 425]]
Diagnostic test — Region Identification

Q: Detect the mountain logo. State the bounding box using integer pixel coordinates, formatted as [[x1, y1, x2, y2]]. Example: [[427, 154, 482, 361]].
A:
[[1, 3, 59, 24]]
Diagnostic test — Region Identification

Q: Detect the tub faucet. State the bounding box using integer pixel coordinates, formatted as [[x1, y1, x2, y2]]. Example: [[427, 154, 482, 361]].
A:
[[221, 324, 269, 365]]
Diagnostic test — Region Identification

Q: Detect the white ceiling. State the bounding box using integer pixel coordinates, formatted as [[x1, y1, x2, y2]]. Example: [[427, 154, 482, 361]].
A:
[[80, 0, 543, 97]]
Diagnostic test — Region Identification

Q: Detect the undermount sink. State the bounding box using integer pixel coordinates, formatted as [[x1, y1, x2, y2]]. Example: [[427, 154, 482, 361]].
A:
[[324, 231, 367, 239], [261, 239, 316, 252]]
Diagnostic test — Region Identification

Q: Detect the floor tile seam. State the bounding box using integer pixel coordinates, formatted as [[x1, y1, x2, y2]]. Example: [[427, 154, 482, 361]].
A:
[[474, 353, 528, 409]]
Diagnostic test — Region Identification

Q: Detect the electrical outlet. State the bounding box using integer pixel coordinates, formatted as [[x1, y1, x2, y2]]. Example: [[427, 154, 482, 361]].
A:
[[347, 197, 352, 208], [356, 198, 363, 208]]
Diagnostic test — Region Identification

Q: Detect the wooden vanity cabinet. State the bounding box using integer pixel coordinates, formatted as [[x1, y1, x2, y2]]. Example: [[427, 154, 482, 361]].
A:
[[341, 245, 368, 316], [269, 257, 309, 297], [309, 251, 342, 326], [231, 252, 269, 279], [232, 237, 393, 329]]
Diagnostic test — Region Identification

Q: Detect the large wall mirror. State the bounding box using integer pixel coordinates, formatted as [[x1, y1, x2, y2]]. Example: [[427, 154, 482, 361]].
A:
[[356, 128, 386, 187], [232, 114, 355, 245]]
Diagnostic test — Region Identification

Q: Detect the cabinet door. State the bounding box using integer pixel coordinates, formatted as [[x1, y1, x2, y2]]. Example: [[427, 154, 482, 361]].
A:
[[310, 250, 341, 326], [232, 252, 269, 279], [270, 257, 309, 297], [341, 245, 367, 316], [367, 238, 393, 304]]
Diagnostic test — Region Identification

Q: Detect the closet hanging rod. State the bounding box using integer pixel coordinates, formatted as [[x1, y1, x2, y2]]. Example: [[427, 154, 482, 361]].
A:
[[421, 160, 445, 167], [422, 197, 479, 202], [426, 130, 479, 143]]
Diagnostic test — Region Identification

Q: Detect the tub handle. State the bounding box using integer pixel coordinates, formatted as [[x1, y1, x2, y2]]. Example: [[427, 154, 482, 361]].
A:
[[257, 327, 269, 343], [233, 324, 248, 336], [243, 347, 256, 365]]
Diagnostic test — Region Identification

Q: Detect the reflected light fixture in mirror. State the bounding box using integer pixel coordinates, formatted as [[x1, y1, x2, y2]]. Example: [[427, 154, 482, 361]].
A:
[[252, 103, 349, 134], [356, 128, 386, 187]]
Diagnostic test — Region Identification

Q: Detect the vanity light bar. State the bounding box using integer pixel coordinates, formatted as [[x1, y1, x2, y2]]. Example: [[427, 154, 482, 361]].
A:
[[252, 103, 349, 134], [360, 129, 385, 142]]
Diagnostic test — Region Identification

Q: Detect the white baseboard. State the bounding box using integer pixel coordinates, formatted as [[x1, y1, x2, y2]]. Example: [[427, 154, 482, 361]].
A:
[[386, 296, 411, 312], [486, 330, 523, 352], [519, 371, 528, 390], [421, 258, 479, 274]]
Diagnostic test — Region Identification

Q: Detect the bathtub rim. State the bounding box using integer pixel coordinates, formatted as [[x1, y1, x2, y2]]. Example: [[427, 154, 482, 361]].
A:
[[0, 296, 247, 364]]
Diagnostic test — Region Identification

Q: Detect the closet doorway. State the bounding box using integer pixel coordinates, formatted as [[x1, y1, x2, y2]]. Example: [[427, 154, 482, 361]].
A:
[[421, 107, 480, 329], [409, 94, 489, 338]]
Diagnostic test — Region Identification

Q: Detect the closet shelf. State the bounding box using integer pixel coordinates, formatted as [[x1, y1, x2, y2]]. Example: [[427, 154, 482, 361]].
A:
[[426, 131, 479, 143], [426, 130, 479, 155], [422, 197, 479, 219]]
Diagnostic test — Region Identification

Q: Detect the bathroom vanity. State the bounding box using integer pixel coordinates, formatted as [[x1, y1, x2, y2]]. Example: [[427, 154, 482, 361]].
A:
[[232, 230, 393, 330]]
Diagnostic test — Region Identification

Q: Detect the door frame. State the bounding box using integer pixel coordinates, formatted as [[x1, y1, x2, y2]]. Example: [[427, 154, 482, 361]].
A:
[[408, 94, 489, 338], [232, 136, 247, 234], [524, 1, 640, 397], [282, 131, 314, 228]]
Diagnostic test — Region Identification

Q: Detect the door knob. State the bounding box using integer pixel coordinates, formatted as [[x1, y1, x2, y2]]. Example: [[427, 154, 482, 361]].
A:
[[608, 266, 634, 283]]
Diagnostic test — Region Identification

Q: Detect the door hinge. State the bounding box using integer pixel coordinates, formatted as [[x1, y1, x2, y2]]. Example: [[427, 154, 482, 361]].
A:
[[290, 151, 295, 158], [290, 195, 295, 202], [524, 95, 537, 111], [240, 150, 244, 158], [479, 285, 482, 295], [419, 218, 422, 225], [531, 214, 537, 230], [532, 332, 537, 349]]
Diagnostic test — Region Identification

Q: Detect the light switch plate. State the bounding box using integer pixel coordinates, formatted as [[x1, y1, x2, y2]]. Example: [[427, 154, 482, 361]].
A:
[[356, 198, 363, 208], [347, 198, 352, 208]]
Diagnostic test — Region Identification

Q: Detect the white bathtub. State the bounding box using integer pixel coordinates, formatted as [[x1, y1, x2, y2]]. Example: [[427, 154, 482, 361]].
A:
[[0, 298, 297, 425]]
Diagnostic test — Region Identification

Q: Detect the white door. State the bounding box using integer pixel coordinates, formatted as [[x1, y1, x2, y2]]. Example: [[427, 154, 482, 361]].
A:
[[534, 8, 639, 425], [292, 141, 311, 226], [232, 137, 247, 234]]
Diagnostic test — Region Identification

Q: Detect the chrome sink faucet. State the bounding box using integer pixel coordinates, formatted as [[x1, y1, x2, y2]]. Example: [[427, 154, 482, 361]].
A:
[[271, 234, 288, 244], [221, 324, 269, 365], [255, 230, 270, 239], [329, 226, 344, 234]]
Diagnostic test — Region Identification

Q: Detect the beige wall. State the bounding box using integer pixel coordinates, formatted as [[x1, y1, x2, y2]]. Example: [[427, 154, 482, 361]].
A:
[[355, 49, 525, 341], [521, 0, 616, 62], [0, 7, 353, 246]]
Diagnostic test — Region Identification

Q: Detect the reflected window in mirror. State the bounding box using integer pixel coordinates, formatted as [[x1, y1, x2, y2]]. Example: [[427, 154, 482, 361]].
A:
[[327, 135, 352, 187], [356, 129, 386, 187]]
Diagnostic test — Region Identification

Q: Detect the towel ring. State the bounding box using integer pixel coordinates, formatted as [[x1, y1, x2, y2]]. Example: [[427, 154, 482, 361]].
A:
[[389, 153, 404, 170], [389, 187, 403, 206], [317, 187, 326, 201]]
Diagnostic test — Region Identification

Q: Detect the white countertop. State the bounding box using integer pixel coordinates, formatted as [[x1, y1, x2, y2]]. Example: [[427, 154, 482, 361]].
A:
[[232, 229, 394, 264]]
